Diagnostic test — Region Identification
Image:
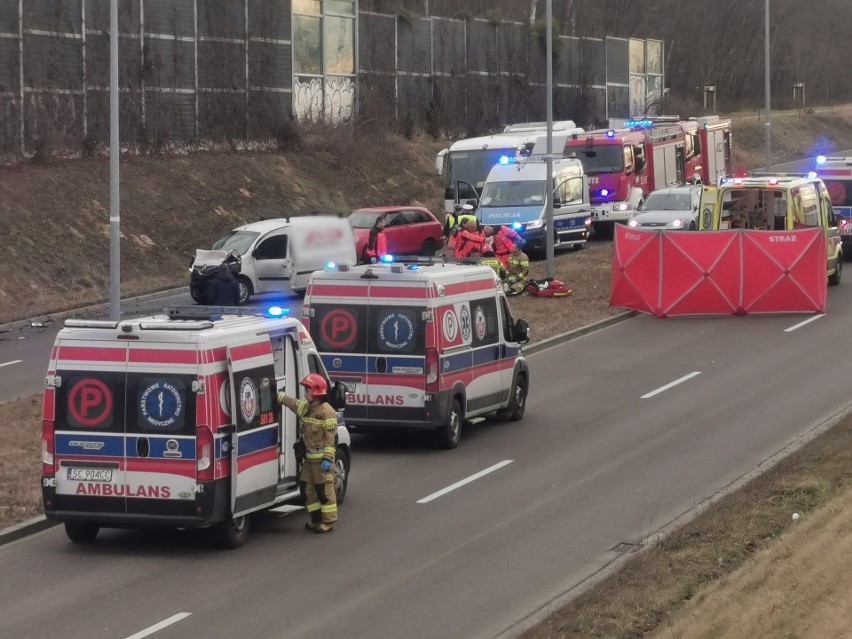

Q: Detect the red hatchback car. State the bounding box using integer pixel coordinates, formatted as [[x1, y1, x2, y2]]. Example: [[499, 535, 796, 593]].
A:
[[349, 206, 444, 262]]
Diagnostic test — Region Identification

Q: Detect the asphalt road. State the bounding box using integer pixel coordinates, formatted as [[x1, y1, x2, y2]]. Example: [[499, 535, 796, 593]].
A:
[[2, 287, 852, 639], [4, 152, 852, 638]]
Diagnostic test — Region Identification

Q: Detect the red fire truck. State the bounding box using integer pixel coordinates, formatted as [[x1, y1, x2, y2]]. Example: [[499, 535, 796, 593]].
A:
[[564, 116, 731, 236]]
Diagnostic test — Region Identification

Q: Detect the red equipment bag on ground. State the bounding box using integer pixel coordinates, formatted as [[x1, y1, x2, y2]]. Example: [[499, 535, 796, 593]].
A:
[[526, 278, 572, 298]]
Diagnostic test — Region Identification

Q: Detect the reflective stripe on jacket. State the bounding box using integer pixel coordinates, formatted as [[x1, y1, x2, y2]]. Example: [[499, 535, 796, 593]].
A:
[[279, 395, 338, 462]]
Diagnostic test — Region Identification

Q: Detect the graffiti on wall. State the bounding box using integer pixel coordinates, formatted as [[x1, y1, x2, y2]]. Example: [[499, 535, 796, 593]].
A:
[[294, 76, 354, 123]]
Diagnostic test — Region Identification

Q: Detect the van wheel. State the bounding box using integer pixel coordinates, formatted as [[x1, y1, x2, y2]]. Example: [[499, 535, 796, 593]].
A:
[[436, 398, 463, 449], [235, 276, 252, 304], [334, 446, 350, 505], [420, 239, 437, 256], [829, 257, 842, 286], [497, 375, 528, 422], [65, 521, 100, 543], [214, 514, 250, 549]]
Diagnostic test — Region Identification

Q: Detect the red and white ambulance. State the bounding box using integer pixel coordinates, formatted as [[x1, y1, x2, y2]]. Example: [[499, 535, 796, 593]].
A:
[[41, 306, 351, 548], [301, 261, 531, 448]]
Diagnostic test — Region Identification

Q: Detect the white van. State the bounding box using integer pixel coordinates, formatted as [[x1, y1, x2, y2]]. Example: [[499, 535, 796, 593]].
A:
[[475, 157, 592, 254], [191, 216, 357, 304]]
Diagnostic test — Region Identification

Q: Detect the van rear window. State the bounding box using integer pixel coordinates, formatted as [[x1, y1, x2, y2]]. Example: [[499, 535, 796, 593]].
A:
[[310, 304, 368, 353], [371, 307, 424, 354], [54, 372, 196, 435], [309, 304, 425, 354]]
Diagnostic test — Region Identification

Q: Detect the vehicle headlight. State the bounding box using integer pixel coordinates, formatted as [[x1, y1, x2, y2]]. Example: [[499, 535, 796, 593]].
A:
[[526, 219, 544, 230], [669, 218, 684, 229], [616, 203, 630, 211], [627, 218, 639, 228]]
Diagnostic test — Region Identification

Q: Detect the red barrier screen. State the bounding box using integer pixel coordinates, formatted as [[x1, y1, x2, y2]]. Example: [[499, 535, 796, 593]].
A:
[[610, 226, 827, 317]]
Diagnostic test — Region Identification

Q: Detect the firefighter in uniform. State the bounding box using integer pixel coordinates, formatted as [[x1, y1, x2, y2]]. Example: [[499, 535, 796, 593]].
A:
[[506, 244, 530, 295], [277, 374, 338, 533]]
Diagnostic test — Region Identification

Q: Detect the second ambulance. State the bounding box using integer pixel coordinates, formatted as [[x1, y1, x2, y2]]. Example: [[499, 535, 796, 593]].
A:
[[302, 260, 531, 449]]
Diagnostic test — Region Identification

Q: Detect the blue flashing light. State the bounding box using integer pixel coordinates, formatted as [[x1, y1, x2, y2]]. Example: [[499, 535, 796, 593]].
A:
[[325, 261, 337, 270], [380, 254, 394, 263], [266, 306, 289, 317], [808, 171, 817, 179], [816, 155, 827, 165], [406, 264, 420, 271], [511, 222, 523, 230], [600, 188, 610, 197], [498, 155, 511, 165], [606, 129, 616, 138], [625, 119, 653, 128]]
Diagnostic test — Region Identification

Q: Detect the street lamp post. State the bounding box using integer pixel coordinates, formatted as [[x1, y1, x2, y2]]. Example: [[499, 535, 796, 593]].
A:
[[545, 0, 555, 278], [764, 0, 771, 170], [109, 0, 121, 320]]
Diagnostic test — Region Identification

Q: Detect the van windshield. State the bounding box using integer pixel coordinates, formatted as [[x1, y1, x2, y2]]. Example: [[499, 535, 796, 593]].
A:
[[564, 145, 624, 174], [211, 230, 260, 254], [480, 180, 546, 207]]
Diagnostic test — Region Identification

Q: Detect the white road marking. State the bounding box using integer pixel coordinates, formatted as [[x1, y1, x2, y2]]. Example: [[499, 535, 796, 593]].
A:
[[784, 314, 824, 332], [0, 360, 22, 368], [123, 613, 192, 639], [417, 460, 514, 504], [641, 372, 701, 399]]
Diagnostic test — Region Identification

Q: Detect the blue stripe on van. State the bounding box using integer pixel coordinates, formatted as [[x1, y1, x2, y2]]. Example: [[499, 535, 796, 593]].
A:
[[55, 433, 124, 457], [237, 427, 278, 456], [321, 353, 425, 374], [442, 344, 502, 374]]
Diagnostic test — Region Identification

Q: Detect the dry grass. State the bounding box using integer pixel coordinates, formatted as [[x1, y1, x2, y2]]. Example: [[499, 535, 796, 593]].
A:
[[0, 395, 43, 529]]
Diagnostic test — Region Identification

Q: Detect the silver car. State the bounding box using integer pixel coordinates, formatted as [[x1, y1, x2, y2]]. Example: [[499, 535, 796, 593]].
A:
[[627, 185, 703, 230]]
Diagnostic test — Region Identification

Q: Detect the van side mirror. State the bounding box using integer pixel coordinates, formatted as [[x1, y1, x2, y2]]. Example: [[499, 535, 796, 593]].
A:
[[328, 381, 347, 410], [514, 319, 531, 344], [552, 198, 562, 209]]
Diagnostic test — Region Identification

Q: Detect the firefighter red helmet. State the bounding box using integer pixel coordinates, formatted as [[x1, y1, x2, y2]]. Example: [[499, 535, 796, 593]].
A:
[[300, 373, 328, 396]]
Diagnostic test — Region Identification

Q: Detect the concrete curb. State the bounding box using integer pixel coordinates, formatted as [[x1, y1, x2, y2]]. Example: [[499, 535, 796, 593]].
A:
[[523, 310, 637, 355], [0, 286, 189, 334], [0, 515, 57, 546]]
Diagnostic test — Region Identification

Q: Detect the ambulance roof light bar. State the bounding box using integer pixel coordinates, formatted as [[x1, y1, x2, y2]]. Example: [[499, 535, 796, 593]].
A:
[[816, 155, 852, 166], [162, 305, 290, 320]]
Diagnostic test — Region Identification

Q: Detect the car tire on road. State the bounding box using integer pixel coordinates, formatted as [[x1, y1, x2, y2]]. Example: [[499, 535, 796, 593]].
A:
[[64, 521, 100, 543], [214, 514, 250, 549], [436, 398, 463, 449]]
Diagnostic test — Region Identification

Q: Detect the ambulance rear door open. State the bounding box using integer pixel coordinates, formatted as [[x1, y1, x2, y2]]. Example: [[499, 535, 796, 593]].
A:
[[699, 186, 720, 230], [269, 331, 299, 485], [227, 340, 280, 517]]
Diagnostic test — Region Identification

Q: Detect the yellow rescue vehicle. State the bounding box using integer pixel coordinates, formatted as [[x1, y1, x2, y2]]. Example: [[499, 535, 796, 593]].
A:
[[697, 175, 843, 285]]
